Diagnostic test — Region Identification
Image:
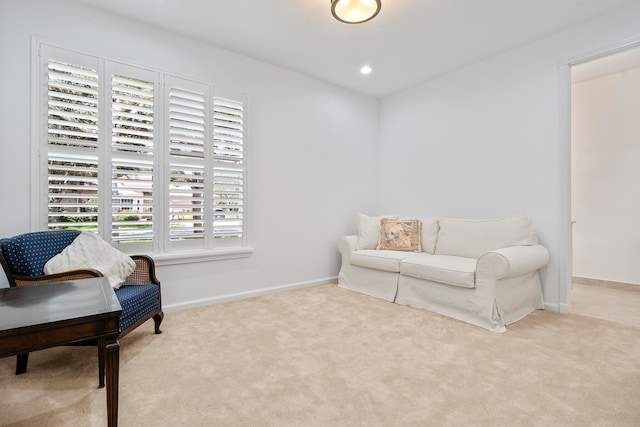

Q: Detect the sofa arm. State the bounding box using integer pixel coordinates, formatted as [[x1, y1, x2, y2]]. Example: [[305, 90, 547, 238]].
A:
[[477, 245, 549, 280], [338, 235, 358, 263]]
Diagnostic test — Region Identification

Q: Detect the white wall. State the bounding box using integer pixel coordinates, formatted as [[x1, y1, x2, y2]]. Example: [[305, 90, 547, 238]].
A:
[[378, 2, 640, 311], [0, 1, 380, 306], [572, 66, 640, 286], [3, 1, 640, 313]]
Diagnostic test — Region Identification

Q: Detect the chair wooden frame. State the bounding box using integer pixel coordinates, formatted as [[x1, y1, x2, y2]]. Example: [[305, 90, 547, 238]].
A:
[[0, 237, 163, 388]]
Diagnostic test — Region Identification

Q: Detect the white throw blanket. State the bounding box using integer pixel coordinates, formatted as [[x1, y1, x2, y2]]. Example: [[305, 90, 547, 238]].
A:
[[44, 232, 136, 289]]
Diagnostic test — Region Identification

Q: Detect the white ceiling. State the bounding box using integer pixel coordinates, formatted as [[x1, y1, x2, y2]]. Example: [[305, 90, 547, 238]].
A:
[[74, 0, 637, 98]]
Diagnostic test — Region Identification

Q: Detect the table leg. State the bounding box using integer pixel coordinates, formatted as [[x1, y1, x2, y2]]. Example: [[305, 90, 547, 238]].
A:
[[98, 345, 105, 388], [105, 339, 120, 427], [15, 353, 29, 375]]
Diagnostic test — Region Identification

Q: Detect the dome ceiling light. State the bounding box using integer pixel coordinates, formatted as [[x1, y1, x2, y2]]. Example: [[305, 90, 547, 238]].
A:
[[331, 0, 382, 24]]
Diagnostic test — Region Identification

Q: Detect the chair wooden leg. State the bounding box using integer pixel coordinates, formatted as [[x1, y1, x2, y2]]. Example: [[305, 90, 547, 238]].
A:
[[15, 353, 29, 375], [153, 311, 164, 334], [98, 344, 105, 388]]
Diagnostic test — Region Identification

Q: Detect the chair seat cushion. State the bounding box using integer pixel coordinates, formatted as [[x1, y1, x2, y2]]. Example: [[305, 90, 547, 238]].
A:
[[115, 284, 160, 332]]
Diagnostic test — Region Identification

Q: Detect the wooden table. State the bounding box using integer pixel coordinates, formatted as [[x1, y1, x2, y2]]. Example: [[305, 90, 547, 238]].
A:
[[0, 277, 122, 426]]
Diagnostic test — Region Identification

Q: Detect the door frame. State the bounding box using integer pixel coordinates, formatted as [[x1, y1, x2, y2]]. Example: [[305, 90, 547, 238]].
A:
[[558, 35, 640, 314]]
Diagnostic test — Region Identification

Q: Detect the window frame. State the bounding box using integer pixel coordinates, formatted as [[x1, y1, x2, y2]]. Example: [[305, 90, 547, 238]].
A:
[[31, 39, 252, 265]]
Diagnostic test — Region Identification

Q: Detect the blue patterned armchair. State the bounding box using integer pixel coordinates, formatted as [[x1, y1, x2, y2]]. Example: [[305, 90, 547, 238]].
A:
[[0, 230, 163, 387]]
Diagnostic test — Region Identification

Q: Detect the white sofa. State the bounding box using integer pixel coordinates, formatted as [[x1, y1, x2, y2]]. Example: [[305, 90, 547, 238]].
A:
[[337, 214, 549, 332]]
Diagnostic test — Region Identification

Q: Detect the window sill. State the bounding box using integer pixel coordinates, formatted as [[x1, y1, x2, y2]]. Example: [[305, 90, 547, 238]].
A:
[[148, 247, 254, 266]]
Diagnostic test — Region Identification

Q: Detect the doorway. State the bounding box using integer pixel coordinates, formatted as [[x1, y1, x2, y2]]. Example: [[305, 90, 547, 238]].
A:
[[569, 45, 640, 327]]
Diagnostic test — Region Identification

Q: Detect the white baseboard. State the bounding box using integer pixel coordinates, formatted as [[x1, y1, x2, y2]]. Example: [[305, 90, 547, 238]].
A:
[[544, 301, 560, 312], [163, 276, 338, 313], [544, 301, 570, 314]]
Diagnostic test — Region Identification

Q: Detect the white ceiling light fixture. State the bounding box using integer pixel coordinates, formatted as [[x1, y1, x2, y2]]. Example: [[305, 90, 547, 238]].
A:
[[360, 65, 373, 75], [331, 0, 381, 24]]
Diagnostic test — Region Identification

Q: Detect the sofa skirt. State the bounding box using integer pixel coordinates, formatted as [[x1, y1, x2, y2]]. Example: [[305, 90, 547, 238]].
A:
[[395, 271, 544, 332], [338, 263, 399, 302]]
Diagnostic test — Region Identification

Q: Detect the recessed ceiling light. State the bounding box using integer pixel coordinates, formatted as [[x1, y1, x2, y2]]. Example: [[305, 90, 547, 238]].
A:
[[360, 65, 373, 75]]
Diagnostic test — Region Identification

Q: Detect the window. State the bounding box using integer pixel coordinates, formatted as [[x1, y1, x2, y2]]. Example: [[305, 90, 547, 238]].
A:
[[35, 43, 250, 261]]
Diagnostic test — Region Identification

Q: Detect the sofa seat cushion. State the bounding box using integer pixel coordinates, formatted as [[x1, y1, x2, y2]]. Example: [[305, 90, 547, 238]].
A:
[[351, 249, 414, 272], [400, 254, 477, 288]]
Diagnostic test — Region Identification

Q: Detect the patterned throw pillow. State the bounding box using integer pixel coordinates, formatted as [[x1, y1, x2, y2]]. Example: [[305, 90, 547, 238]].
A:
[[377, 218, 422, 252]]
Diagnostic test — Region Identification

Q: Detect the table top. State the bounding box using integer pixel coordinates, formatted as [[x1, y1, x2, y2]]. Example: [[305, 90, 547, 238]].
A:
[[0, 277, 122, 332]]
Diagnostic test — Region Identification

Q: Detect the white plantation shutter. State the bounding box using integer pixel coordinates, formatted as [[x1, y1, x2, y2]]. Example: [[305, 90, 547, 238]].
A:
[[213, 96, 245, 241], [110, 70, 156, 245], [37, 43, 250, 258], [168, 84, 207, 244], [46, 57, 100, 230]]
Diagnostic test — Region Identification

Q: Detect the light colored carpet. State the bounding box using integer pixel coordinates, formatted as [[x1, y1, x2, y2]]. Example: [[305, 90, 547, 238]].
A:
[[2, 283, 639, 426], [572, 282, 640, 328]]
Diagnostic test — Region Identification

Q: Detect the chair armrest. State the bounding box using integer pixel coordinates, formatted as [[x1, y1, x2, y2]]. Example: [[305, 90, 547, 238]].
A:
[[477, 245, 549, 280], [13, 269, 103, 287], [123, 255, 161, 286]]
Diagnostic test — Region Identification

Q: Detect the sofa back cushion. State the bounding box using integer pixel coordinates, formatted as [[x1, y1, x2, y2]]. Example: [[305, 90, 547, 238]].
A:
[[357, 214, 440, 253], [420, 217, 439, 255], [435, 215, 535, 259], [357, 213, 397, 249]]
